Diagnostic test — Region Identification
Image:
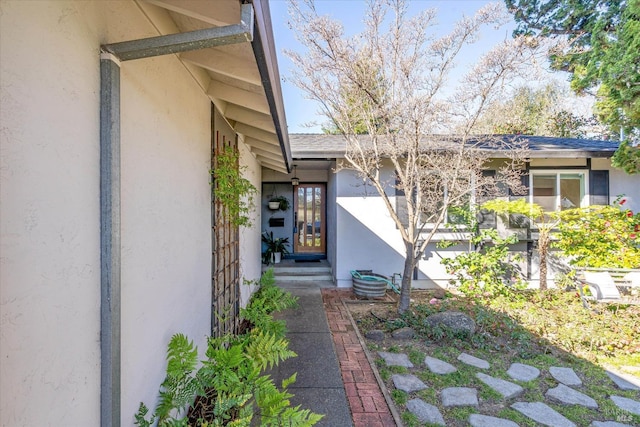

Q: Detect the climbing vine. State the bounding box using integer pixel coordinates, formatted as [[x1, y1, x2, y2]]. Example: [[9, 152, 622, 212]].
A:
[[211, 145, 258, 227]]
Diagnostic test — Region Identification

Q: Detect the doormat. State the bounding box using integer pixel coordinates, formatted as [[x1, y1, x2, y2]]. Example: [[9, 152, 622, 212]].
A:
[[295, 259, 321, 263]]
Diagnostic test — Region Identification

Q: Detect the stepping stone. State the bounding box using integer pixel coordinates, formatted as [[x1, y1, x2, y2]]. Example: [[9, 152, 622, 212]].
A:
[[469, 414, 519, 427], [607, 371, 640, 391], [365, 329, 385, 341], [507, 363, 540, 381], [591, 422, 634, 427], [392, 374, 427, 393], [610, 395, 640, 416], [476, 372, 524, 399], [425, 356, 457, 374], [546, 383, 598, 408], [391, 327, 415, 339], [406, 399, 445, 426], [441, 387, 478, 407], [458, 352, 490, 369], [511, 402, 576, 427], [378, 351, 413, 368], [550, 366, 582, 386]]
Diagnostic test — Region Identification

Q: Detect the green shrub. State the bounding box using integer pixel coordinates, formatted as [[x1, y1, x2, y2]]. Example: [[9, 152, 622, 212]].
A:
[[135, 270, 322, 426], [441, 229, 526, 298], [555, 202, 640, 268]]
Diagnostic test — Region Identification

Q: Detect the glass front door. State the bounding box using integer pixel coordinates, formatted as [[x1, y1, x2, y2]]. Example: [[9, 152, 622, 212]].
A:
[[294, 184, 325, 254]]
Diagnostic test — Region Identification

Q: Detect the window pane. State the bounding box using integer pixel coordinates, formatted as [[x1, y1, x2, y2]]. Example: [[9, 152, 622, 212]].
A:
[[560, 174, 583, 210], [533, 175, 557, 212]]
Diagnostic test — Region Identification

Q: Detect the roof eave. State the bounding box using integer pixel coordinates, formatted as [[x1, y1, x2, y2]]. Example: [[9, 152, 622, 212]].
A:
[[250, 0, 292, 172]]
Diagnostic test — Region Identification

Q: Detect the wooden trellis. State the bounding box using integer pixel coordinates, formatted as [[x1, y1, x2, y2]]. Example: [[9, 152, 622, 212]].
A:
[[211, 109, 241, 337]]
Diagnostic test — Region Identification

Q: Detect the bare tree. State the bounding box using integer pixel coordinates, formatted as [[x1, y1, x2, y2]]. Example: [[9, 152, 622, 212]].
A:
[[287, 0, 533, 313]]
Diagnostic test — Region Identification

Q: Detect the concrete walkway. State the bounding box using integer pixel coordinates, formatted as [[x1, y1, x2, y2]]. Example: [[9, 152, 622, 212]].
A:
[[271, 282, 397, 427]]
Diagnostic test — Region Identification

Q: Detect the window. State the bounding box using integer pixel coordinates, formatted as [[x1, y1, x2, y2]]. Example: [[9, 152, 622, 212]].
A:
[[530, 171, 587, 212]]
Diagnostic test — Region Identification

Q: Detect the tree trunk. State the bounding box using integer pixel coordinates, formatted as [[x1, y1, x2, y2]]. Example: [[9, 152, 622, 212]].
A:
[[538, 230, 549, 290], [398, 253, 415, 314]]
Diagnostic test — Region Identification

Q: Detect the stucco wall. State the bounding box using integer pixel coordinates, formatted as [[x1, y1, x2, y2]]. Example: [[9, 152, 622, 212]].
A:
[[592, 158, 639, 212], [1, 2, 103, 424], [239, 138, 263, 307], [1, 1, 216, 425], [333, 158, 640, 288], [118, 41, 212, 426]]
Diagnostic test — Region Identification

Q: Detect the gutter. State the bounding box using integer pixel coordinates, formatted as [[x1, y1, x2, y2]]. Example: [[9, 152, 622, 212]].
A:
[[99, 5, 256, 426], [250, 0, 293, 172]]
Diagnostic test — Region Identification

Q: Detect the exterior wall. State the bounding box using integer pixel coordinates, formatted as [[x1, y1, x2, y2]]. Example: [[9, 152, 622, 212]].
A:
[[1, 2, 103, 424], [332, 158, 640, 289], [592, 157, 639, 212], [1, 2, 219, 425], [326, 163, 338, 281], [239, 139, 263, 307], [118, 42, 212, 425], [335, 166, 408, 287]]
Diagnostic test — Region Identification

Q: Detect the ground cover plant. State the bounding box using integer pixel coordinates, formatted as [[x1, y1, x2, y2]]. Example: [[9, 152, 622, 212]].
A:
[[135, 270, 323, 426], [350, 289, 640, 426]]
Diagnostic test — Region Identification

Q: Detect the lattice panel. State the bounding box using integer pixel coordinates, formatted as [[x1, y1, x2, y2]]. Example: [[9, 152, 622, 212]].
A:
[[211, 107, 240, 337]]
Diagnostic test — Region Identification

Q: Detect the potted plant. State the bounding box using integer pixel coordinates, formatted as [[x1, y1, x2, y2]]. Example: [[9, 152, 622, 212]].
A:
[[262, 231, 290, 264], [268, 195, 290, 211]]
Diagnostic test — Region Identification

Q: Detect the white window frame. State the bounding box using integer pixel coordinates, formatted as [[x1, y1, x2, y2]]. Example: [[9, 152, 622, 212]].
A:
[[528, 170, 590, 212]]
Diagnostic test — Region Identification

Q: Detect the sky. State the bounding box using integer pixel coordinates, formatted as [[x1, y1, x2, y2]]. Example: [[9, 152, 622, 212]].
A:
[[268, 0, 523, 134]]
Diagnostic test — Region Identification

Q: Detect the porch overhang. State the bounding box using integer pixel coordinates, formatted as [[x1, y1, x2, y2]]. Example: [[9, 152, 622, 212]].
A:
[[136, 0, 292, 173]]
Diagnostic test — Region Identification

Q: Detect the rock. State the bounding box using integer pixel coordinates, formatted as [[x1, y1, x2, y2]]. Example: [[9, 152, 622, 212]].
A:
[[424, 311, 476, 337], [549, 366, 582, 386], [476, 372, 524, 399], [392, 374, 427, 393], [406, 399, 445, 425], [391, 327, 415, 339], [457, 352, 490, 369], [469, 414, 519, 427], [365, 329, 385, 341], [424, 356, 457, 374], [506, 363, 540, 381], [610, 395, 640, 416], [511, 402, 576, 427], [441, 387, 478, 407], [545, 383, 598, 408], [590, 422, 634, 427], [378, 351, 413, 368], [606, 371, 640, 391]]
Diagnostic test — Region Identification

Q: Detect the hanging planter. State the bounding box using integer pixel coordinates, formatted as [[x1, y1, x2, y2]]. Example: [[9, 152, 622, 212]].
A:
[[268, 195, 290, 211]]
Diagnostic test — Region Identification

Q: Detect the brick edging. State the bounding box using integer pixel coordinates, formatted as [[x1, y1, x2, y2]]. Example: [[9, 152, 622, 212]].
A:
[[322, 290, 401, 427]]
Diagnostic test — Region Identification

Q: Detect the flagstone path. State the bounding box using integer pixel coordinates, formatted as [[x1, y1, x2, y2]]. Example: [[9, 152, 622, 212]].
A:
[[377, 351, 640, 426]]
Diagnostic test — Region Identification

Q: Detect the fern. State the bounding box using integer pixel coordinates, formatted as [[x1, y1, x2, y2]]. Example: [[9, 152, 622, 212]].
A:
[[134, 402, 155, 427], [154, 334, 200, 423], [245, 330, 297, 371], [134, 276, 323, 426]]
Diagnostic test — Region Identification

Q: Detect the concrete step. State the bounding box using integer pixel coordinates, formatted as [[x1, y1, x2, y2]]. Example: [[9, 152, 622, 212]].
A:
[[270, 266, 331, 275], [276, 274, 334, 282]]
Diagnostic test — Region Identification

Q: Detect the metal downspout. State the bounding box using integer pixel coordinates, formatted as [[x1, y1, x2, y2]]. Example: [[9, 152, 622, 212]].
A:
[[99, 5, 254, 426]]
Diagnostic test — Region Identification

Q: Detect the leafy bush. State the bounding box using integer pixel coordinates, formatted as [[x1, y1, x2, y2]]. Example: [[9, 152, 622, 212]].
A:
[[555, 202, 640, 268], [135, 270, 322, 426], [441, 228, 526, 298]]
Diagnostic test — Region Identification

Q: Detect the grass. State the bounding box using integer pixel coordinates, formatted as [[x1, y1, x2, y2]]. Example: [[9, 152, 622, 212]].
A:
[[349, 288, 640, 427]]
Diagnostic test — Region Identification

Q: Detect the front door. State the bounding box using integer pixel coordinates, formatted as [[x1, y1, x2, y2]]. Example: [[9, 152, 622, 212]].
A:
[[294, 184, 325, 254]]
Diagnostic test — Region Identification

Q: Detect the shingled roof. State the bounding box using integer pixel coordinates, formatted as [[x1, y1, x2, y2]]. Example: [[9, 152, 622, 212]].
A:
[[289, 134, 619, 159]]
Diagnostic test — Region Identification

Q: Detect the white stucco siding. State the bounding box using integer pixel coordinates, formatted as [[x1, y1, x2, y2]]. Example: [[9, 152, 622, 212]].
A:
[[592, 158, 640, 212], [119, 51, 212, 424], [1, 1, 219, 425], [239, 139, 262, 307], [0, 2, 103, 425], [335, 168, 407, 287]]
